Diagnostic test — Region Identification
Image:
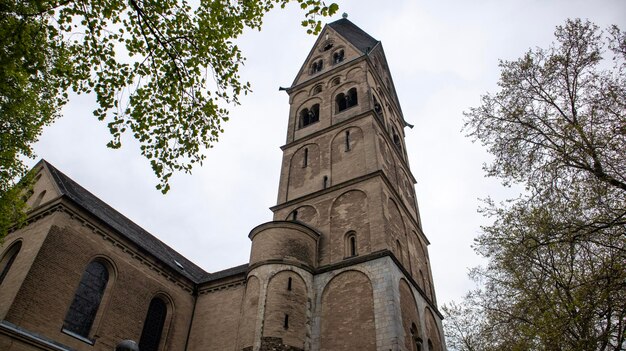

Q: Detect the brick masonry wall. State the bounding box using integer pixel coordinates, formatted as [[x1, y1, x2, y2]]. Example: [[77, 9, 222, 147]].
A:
[[4, 211, 195, 351], [319, 270, 376, 351], [187, 282, 246, 351]]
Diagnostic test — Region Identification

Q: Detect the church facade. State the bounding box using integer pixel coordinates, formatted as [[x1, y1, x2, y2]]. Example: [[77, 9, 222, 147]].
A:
[[0, 19, 446, 351]]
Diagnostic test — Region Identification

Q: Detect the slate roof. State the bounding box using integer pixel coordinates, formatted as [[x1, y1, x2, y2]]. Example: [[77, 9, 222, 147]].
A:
[[328, 18, 379, 54], [200, 263, 248, 284], [42, 160, 210, 283]]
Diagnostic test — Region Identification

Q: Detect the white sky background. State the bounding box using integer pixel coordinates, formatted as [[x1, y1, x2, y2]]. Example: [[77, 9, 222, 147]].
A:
[[30, 0, 625, 306]]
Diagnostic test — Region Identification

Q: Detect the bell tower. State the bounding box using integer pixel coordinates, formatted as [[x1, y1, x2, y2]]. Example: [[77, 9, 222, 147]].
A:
[[241, 17, 447, 351]]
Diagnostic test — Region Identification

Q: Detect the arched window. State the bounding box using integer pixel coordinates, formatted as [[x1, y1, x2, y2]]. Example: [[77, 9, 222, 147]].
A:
[[32, 190, 46, 208], [313, 85, 323, 94], [310, 59, 323, 74], [333, 50, 344, 64], [410, 323, 423, 351], [392, 127, 402, 152], [299, 104, 319, 128], [345, 232, 357, 257], [0, 242, 22, 286], [373, 95, 384, 121], [63, 260, 109, 338], [336, 88, 358, 113], [139, 297, 168, 351]]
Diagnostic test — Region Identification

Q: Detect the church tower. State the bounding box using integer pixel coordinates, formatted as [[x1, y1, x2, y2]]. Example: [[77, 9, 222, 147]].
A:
[[240, 17, 446, 351]]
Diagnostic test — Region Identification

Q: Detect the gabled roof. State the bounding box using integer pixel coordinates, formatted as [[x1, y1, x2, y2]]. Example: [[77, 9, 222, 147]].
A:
[[40, 160, 210, 283], [328, 18, 379, 54]]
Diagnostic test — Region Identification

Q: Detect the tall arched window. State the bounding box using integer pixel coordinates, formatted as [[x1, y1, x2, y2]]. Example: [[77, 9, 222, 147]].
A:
[[63, 260, 109, 338], [0, 241, 22, 286], [139, 297, 168, 351]]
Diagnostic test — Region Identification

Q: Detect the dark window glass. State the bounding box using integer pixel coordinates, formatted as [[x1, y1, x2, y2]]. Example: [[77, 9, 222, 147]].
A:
[[350, 235, 356, 256], [287, 277, 292, 291], [63, 261, 109, 337], [284, 314, 289, 329], [345, 130, 351, 151], [139, 298, 168, 351], [0, 242, 21, 286]]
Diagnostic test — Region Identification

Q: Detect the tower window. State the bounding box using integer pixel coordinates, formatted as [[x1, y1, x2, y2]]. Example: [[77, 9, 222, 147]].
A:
[[284, 314, 289, 329], [411, 323, 423, 351], [287, 277, 292, 291], [345, 232, 357, 257], [292, 210, 298, 221], [139, 297, 167, 351], [373, 95, 384, 122], [336, 88, 358, 113], [392, 127, 402, 152], [345, 130, 351, 151], [323, 175, 328, 189], [310, 59, 323, 74], [333, 50, 345, 64], [299, 104, 319, 129], [63, 260, 109, 338], [331, 77, 341, 86], [313, 85, 322, 94], [303, 148, 308, 168]]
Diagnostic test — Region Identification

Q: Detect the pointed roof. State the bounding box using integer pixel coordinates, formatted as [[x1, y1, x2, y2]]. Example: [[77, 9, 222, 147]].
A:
[[328, 18, 379, 54], [39, 160, 210, 283]]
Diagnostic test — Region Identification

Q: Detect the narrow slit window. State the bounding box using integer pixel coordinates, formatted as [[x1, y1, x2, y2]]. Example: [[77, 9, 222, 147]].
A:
[[284, 314, 289, 329], [350, 235, 357, 256], [345, 130, 351, 151], [303, 148, 308, 168], [323, 176, 328, 189], [287, 277, 292, 291], [292, 210, 298, 221]]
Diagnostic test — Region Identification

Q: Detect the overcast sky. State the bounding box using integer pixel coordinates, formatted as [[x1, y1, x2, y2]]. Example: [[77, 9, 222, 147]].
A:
[[30, 0, 625, 306]]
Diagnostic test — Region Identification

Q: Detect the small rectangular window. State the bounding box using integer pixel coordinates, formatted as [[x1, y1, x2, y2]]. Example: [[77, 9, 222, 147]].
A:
[[284, 314, 289, 329]]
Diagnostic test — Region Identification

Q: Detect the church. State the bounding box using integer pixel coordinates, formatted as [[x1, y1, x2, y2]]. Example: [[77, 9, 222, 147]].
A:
[[0, 18, 447, 351]]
